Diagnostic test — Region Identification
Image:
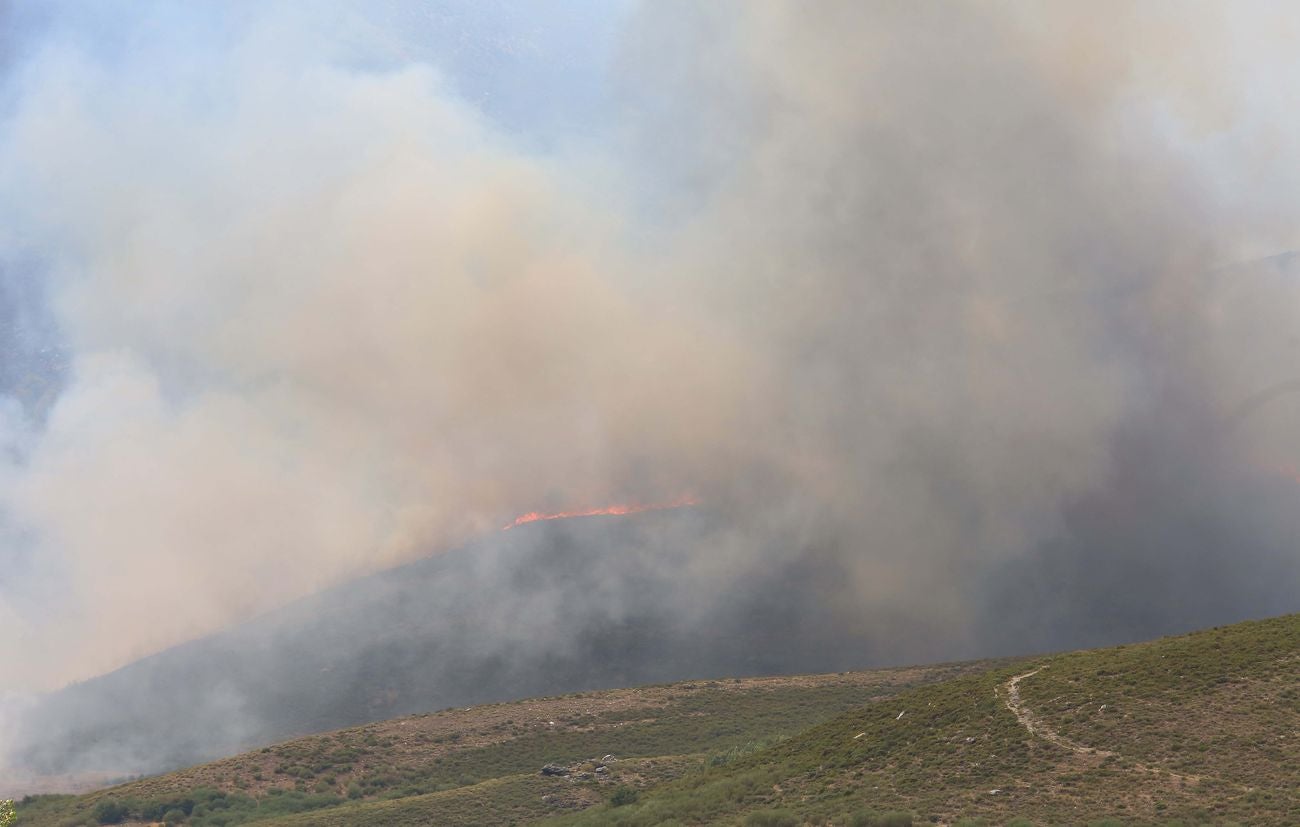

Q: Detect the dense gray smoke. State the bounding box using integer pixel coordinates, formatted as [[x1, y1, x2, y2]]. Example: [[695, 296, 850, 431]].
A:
[[2, 0, 1300, 788], [614, 1, 1300, 651]]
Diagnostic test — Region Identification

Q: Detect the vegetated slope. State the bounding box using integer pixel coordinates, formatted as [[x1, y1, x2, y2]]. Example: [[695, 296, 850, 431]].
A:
[[554, 613, 1300, 826], [12, 509, 909, 782], [14, 662, 994, 827]]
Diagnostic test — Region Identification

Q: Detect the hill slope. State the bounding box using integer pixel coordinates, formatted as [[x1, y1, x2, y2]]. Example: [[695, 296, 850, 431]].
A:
[[13, 662, 992, 826], [11, 509, 911, 783], [18, 613, 1300, 825], [16, 501, 1298, 794], [554, 613, 1300, 826]]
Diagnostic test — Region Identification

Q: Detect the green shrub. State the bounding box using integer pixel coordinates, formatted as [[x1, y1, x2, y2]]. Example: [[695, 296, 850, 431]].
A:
[[609, 786, 639, 807], [743, 810, 798, 827], [849, 813, 915, 827], [93, 800, 127, 824]]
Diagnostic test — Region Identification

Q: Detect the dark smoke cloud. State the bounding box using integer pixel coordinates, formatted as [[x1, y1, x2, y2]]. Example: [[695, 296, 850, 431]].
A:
[[615, 0, 1300, 654], [2, 0, 1300, 784]]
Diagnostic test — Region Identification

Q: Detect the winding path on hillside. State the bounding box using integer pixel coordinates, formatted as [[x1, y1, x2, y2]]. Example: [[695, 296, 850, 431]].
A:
[[999, 667, 1210, 787], [1001, 668, 1115, 757]]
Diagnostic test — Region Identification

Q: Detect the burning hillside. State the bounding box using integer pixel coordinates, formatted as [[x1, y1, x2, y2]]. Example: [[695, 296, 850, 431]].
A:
[[502, 496, 701, 530]]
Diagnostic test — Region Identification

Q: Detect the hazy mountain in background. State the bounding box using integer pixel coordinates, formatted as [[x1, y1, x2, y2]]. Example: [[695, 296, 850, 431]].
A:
[[11, 509, 882, 780]]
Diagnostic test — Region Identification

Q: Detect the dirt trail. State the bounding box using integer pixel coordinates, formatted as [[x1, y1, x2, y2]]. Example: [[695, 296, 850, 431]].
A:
[[999, 667, 1209, 787], [1001, 667, 1115, 757]]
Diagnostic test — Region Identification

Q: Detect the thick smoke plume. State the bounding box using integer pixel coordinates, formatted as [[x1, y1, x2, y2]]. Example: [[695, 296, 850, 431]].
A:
[[2, 0, 1300, 782], [613, 0, 1300, 652]]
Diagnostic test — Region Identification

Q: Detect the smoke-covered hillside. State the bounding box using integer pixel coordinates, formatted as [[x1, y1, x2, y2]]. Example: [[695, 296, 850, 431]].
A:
[[11, 509, 892, 780], [14, 477, 1300, 788]]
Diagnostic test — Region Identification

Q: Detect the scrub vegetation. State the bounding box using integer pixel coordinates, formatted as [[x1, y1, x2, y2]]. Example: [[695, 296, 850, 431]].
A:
[[14, 664, 985, 826], [552, 614, 1300, 826], [15, 613, 1300, 826]]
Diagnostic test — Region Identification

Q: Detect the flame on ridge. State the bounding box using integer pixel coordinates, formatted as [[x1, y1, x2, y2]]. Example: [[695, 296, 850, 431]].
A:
[[502, 494, 701, 530]]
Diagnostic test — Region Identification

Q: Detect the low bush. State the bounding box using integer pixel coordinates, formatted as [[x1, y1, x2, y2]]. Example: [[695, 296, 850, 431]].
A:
[[849, 812, 914, 827], [93, 800, 127, 825], [610, 786, 639, 807], [743, 810, 798, 827]]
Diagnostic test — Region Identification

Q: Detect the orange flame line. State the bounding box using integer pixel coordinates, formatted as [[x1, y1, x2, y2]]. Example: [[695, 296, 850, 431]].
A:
[[502, 495, 701, 530]]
